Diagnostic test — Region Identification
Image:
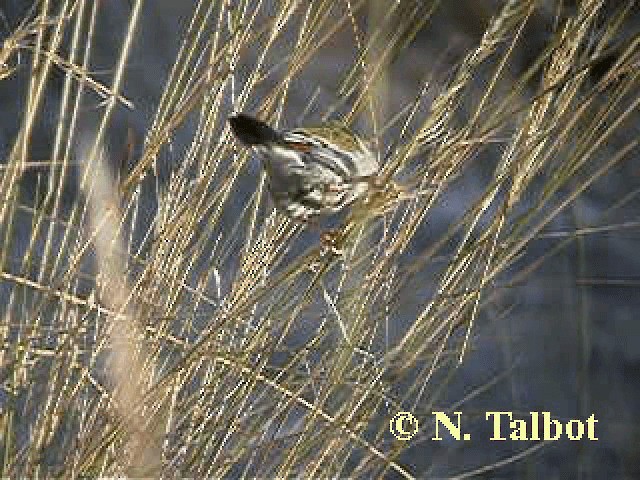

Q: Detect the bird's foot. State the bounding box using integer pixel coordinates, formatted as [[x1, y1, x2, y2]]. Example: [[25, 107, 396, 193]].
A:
[[320, 228, 344, 256]]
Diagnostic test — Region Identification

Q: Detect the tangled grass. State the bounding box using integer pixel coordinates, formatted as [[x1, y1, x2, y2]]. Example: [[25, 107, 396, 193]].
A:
[[0, 0, 638, 477]]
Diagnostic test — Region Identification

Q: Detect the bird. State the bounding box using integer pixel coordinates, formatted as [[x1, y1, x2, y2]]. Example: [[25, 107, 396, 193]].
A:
[[228, 113, 382, 223]]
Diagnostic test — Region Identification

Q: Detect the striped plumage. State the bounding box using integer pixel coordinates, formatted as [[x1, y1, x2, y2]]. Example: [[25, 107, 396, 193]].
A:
[[229, 113, 379, 221]]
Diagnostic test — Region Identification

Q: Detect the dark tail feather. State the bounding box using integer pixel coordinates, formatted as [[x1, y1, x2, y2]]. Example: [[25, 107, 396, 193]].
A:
[[229, 113, 280, 146]]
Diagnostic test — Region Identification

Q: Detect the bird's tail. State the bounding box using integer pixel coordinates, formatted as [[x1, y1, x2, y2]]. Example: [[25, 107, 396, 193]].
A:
[[229, 113, 281, 146]]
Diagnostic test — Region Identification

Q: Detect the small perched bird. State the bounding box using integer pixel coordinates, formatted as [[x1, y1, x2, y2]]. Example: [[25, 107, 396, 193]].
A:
[[229, 113, 381, 223]]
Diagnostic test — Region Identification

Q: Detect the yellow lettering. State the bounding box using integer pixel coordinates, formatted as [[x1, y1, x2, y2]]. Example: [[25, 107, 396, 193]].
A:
[[486, 412, 510, 440], [432, 412, 462, 440], [529, 412, 540, 440], [542, 412, 562, 440], [586, 414, 598, 440], [566, 420, 584, 440], [509, 418, 528, 440]]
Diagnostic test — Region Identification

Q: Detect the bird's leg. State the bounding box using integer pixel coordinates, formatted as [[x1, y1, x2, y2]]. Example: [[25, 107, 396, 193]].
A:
[[299, 214, 345, 256]]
